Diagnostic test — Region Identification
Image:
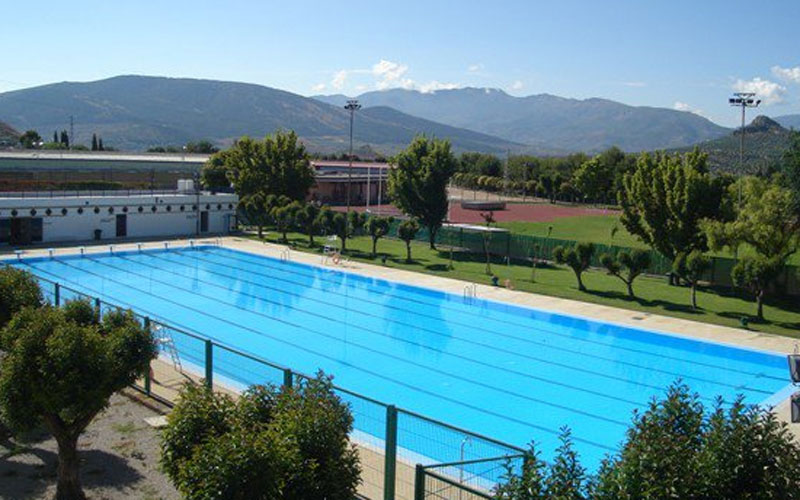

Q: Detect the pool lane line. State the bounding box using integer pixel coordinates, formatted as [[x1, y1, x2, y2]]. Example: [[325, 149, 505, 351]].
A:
[[74, 254, 646, 419], [201, 247, 784, 381], [21, 260, 619, 451], [140, 250, 774, 397], [174, 248, 785, 385]]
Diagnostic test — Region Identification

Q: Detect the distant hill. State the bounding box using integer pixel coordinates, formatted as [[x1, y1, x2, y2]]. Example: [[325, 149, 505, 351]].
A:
[[681, 115, 793, 174], [314, 88, 730, 153], [776, 114, 800, 130], [0, 121, 19, 148], [0, 75, 520, 154]]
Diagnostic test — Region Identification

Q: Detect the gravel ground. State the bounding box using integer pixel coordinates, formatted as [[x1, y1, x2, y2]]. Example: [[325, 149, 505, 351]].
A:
[[0, 390, 179, 500]]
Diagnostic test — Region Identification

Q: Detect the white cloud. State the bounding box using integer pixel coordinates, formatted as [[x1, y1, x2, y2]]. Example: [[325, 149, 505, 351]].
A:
[[331, 70, 348, 90], [673, 101, 704, 115], [311, 82, 326, 92], [417, 81, 461, 93], [468, 63, 483, 73], [732, 77, 787, 105], [510, 80, 524, 91], [772, 65, 800, 84], [621, 81, 646, 88], [372, 59, 411, 89]]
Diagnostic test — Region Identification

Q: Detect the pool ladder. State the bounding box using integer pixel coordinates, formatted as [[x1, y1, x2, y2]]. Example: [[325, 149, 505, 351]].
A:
[[153, 323, 183, 373], [463, 284, 478, 303], [280, 247, 291, 262]]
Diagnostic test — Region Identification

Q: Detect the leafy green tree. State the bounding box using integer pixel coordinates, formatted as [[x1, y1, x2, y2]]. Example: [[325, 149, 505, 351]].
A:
[[600, 249, 651, 299], [389, 135, 457, 249], [60, 130, 69, 148], [0, 267, 43, 327], [553, 243, 595, 292], [365, 215, 394, 257], [0, 300, 157, 500], [185, 140, 219, 154], [572, 157, 614, 203], [223, 132, 316, 235], [397, 219, 420, 262], [294, 203, 321, 246], [704, 176, 800, 319], [782, 130, 800, 218], [619, 150, 727, 283], [160, 374, 360, 500], [271, 201, 299, 243], [328, 211, 364, 253], [459, 152, 503, 176], [19, 130, 42, 149], [591, 383, 800, 500], [201, 150, 233, 191], [673, 250, 711, 309]]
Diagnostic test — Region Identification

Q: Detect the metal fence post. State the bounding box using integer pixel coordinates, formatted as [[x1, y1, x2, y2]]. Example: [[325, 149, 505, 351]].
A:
[[283, 368, 293, 389], [143, 317, 152, 395], [384, 405, 398, 500], [54, 283, 60, 306], [204, 340, 213, 389], [413, 464, 425, 500]]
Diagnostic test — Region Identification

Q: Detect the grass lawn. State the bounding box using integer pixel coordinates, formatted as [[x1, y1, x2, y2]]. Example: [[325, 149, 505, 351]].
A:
[[497, 215, 800, 265], [249, 229, 800, 339]]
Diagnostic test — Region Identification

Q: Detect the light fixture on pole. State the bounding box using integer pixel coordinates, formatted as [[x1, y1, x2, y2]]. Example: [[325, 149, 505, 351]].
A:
[[728, 92, 761, 206], [344, 99, 361, 212]]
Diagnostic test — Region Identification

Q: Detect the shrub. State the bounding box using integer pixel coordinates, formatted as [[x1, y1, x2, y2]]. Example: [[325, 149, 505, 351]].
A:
[[0, 267, 43, 329]]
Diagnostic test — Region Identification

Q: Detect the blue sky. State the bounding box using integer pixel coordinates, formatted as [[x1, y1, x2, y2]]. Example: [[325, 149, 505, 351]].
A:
[[2, 0, 799, 126]]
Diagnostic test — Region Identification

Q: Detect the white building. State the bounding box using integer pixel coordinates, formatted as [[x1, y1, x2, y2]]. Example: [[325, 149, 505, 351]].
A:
[[0, 190, 238, 245]]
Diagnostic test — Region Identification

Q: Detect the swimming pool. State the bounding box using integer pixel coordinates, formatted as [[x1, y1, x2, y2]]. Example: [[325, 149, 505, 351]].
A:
[[11, 245, 791, 469]]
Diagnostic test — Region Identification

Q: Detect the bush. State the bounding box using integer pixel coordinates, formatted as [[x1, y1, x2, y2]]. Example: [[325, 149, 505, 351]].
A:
[[161, 372, 360, 500], [0, 267, 43, 329]]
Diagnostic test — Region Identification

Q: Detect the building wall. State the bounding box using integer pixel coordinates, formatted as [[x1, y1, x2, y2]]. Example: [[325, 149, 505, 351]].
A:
[[0, 193, 237, 245]]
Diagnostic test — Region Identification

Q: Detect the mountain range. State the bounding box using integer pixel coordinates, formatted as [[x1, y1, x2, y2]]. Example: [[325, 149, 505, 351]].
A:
[[314, 88, 730, 152], [776, 114, 800, 130], [0, 76, 520, 154]]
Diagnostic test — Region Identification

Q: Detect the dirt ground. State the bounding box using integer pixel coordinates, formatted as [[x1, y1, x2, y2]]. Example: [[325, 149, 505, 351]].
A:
[[0, 390, 179, 500]]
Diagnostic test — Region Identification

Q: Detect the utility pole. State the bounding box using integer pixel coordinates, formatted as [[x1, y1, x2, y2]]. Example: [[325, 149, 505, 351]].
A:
[[728, 92, 761, 207], [344, 99, 361, 211]]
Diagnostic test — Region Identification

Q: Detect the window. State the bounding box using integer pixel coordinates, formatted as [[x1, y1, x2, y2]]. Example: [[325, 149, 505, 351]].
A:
[[108, 207, 115, 214], [11, 210, 17, 217], [61, 208, 68, 216], [45, 208, 52, 216], [151, 206, 157, 212], [77, 208, 84, 215], [205, 204, 210, 210], [192, 205, 197, 211], [122, 207, 128, 213], [93, 207, 100, 214], [180, 205, 185, 212], [30, 209, 37, 216], [166, 205, 172, 212], [228, 203, 233, 210], [138, 206, 144, 213]]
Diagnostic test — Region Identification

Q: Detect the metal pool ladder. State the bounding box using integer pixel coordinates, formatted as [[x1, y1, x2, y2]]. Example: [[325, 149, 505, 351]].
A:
[[280, 247, 291, 262], [153, 323, 183, 373], [463, 284, 477, 303]]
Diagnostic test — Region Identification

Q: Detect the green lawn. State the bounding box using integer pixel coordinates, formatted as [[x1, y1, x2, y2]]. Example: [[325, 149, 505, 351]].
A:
[[250, 230, 800, 339], [497, 215, 800, 265]]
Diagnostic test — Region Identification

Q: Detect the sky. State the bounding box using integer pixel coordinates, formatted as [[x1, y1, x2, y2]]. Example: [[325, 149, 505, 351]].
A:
[[2, 0, 799, 127]]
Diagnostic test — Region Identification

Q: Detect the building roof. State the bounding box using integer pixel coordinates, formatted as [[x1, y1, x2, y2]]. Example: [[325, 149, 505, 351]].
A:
[[0, 150, 210, 164]]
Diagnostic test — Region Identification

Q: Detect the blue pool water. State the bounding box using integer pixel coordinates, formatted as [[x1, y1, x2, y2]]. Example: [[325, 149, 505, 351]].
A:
[[12, 245, 791, 469]]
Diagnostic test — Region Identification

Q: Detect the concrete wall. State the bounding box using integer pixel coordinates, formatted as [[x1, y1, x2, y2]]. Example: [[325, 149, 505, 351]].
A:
[[0, 193, 237, 244]]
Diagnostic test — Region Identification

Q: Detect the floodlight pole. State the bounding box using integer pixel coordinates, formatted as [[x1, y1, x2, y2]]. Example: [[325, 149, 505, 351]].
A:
[[728, 92, 761, 207], [344, 99, 361, 211]]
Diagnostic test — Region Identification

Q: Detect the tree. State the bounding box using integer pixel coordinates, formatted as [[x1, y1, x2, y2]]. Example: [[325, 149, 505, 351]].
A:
[[97, 137, 104, 151], [619, 150, 727, 284], [91, 134, 98, 151], [0, 267, 43, 328], [160, 374, 360, 500], [553, 243, 595, 292], [271, 202, 299, 243], [60, 130, 69, 148], [0, 299, 157, 500], [328, 211, 365, 253], [365, 215, 394, 257], [600, 249, 651, 299], [673, 250, 711, 309], [591, 383, 800, 500], [19, 130, 42, 149], [223, 132, 316, 235], [185, 140, 220, 154], [703, 176, 800, 320], [481, 211, 496, 275], [201, 150, 233, 191], [397, 219, 420, 262], [389, 135, 457, 249], [294, 203, 321, 246], [53, 130, 58, 144], [782, 130, 800, 219], [572, 157, 614, 203]]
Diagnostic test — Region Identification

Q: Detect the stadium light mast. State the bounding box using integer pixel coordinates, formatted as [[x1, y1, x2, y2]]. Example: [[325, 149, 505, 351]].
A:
[[728, 92, 761, 206], [344, 99, 361, 211]]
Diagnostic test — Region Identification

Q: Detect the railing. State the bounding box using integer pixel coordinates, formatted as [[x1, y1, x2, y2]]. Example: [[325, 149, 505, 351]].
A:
[[0, 189, 186, 199], [17, 261, 524, 500], [415, 454, 526, 499]]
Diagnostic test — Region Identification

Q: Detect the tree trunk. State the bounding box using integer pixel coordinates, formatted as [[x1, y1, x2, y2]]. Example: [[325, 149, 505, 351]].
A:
[[372, 237, 378, 257], [308, 231, 314, 247], [576, 272, 586, 292], [54, 433, 85, 500], [281, 230, 287, 243], [756, 290, 764, 320], [257, 225, 263, 239], [691, 283, 697, 309], [626, 281, 634, 298], [429, 228, 437, 250], [341, 235, 347, 253], [406, 241, 412, 262]]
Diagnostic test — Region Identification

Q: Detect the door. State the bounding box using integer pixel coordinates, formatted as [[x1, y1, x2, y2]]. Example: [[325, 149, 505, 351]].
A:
[[116, 214, 127, 238], [10, 218, 32, 245], [200, 211, 209, 233]]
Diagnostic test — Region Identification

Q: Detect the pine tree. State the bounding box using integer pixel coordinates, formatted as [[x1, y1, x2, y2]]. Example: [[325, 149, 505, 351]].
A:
[[98, 137, 104, 151], [53, 131, 58, 143], [91, 134, 98, 151], [60, 130, 69, 148]]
